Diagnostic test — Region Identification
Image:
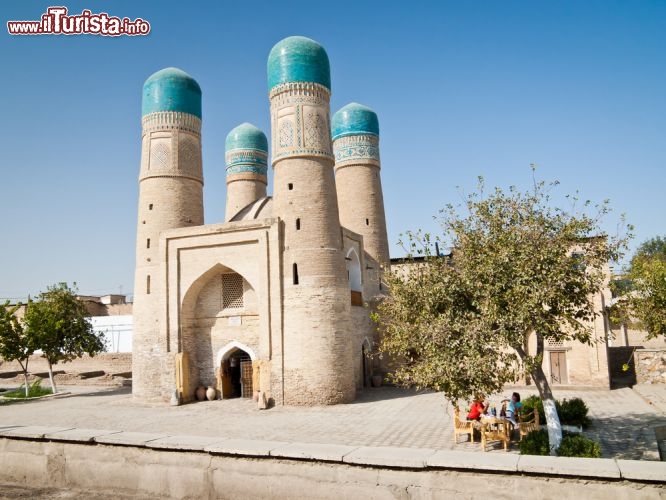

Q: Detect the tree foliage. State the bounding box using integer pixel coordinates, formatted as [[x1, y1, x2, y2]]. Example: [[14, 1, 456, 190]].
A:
[[613, 236, 666, 339], [374, 175, 629, 452], [23, 283, 106, 393], [0, 301, 35, 397]]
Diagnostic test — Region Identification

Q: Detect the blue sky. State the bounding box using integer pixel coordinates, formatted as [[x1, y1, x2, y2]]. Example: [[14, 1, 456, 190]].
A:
[[1, 1, 664, 301]]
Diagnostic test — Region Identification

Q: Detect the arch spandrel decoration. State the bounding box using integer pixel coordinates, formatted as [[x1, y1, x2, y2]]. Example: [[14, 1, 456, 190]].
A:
[[216, 340, 257, 366], [180, 262, 258, 319]]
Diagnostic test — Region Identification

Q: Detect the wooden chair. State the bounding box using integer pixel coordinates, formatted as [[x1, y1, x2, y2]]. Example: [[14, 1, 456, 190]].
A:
[[453, 408, 475, 444], [480, 418, 510, 451], [518, 407, 540, 441]]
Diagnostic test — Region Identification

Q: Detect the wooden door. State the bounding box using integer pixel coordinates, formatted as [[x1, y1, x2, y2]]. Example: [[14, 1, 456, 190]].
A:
[[549, 351, 568, 384], [240, 359, 253, 398]]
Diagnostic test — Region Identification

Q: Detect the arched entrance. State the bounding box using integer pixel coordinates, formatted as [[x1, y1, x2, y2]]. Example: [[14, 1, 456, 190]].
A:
[[180, 263, 259, 400], [216, 342, 256, 399]]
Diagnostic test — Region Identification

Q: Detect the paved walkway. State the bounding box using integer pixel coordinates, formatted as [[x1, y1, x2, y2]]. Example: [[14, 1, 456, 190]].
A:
[[1, 384, 664, 460]]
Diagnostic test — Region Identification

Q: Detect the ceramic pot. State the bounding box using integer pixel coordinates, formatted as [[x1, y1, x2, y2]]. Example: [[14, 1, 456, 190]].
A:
[[195, 385, 206, 401], [372, 375, 382, 387], [206, 386, 216, 401]]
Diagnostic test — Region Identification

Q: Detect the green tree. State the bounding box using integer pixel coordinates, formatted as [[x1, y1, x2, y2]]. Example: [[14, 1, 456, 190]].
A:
[[615, 236, 666, 339], [23, 283, 106, 393], [374, 176, 629, 454], [0, 301, 35, 397]]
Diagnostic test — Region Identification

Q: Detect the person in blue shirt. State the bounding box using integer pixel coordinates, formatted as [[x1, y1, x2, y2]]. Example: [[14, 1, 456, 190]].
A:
[[502, 392, 522, 426]]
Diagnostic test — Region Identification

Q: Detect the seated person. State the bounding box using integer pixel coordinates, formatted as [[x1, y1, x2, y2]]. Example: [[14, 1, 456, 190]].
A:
[[466, 397, 487, 421], [502, 392, 522, 426]]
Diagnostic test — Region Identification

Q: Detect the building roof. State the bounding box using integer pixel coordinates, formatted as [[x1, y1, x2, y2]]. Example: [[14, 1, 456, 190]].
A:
[[267, 36, 331, 91], [229, 197, 274, 221], [142, 67, 202, 118], [225, 123, 268, 153], [332, 103, 379, 140]]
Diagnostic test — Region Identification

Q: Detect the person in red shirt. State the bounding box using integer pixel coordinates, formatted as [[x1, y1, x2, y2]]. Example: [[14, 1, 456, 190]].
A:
[[466, 397, 488, 421]]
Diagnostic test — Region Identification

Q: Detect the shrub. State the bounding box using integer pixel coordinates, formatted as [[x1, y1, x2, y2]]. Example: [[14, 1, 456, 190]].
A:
[[520, 430, 602, 457], [557, 433, 601, 458], [521, 395, 545, 422], [519, 429, 550, 455], [557, 397, 591, 428], [520, 395, 590, 428], [2, 379, 52, 399]]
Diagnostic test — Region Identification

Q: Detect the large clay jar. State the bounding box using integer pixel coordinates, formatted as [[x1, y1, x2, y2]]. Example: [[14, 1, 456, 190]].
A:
[[195, 385, 206, 401], [372, 375, 383, 387], [206, 386, 216, 401]]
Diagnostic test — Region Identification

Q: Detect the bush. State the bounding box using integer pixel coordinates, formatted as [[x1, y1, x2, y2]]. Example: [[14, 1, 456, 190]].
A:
[[2, 379, 52, 399], [557, 433, 601, 458], [519, 430, 602, 457], [520, 395, 590, 428], [519, 429, 550, 456], [521, 395, 545, 422], [557, 397, 591, 428]]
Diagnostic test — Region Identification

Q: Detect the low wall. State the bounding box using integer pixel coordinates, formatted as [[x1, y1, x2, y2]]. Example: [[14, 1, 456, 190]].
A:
[[635, 349, 666, 385], [0, 353, 131, 377], [0, 428, 663, 499]]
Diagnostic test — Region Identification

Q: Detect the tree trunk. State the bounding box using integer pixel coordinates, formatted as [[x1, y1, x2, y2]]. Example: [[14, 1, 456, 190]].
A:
[[530, 360, 562, 455], [516, 336, 562, 455], [46, 359, 57, 394], [18, 360, 29, 398]]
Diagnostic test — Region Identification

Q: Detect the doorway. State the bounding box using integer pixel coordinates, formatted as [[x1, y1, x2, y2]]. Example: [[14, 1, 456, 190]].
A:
[[221, 349, 253, 398], [549, 351, 568, 384]]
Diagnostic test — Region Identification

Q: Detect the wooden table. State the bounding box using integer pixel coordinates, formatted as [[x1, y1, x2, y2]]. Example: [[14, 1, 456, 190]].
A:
[[479, 416, 511, 451]]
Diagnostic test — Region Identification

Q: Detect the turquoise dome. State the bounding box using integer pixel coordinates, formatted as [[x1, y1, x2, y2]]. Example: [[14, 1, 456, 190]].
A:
[[225, 123, 268, 153], [331, 103, 379, 140], [225, 123, 268, 176], [267, 36, 330, 91], [142, 67, 202, 118]]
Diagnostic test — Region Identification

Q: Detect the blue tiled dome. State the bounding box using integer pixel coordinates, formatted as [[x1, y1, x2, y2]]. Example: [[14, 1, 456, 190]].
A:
[[225, 123, 268, 176], [142, 67, 202, 118], [267, 36, 330, 91], [331, 103, 379, 140], [225, 123, 268, 153]]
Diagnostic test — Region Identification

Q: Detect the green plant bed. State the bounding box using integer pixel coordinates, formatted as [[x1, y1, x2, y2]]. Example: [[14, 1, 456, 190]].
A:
[[1, 379, 52, 399], [520, 395, 591, 429], [557, 433, 601, 458], [519, 429, 550, 456], [519, 429, 602, 457]]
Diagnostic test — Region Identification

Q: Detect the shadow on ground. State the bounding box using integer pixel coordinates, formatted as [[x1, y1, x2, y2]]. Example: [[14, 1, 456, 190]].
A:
[[587, 412, 666, 460], [351, 385, 432, 404]]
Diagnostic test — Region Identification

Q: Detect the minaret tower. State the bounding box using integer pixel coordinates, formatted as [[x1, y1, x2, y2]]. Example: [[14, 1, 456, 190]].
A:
[[267, 36, 355, 404], [332, 103, 390, 269], [133, 68, 204, 400], [224, 123, 268, 221]]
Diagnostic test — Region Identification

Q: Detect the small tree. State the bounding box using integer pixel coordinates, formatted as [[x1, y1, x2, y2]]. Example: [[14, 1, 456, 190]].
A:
[[374, 175, 629, 454], [0, 301, 35, 397], [613, 236, 666, 339], [23, 283, 106, 393]]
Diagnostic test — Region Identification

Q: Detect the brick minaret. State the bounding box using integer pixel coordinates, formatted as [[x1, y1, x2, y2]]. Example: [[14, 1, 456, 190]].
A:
[[332, 103, 390, 270], [133, 68, 204, 400], [224, 123, 268, 221], [267, 36, 355, 404]]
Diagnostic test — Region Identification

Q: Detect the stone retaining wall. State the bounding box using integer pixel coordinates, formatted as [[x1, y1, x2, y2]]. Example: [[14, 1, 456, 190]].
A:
[[0, 428, 663, 499], [635, 349, 666, 385], [0, 353, 131, 378]]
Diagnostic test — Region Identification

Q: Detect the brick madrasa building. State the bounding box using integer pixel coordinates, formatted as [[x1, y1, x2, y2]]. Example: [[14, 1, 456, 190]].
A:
[[133, 36, 389, 405]]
